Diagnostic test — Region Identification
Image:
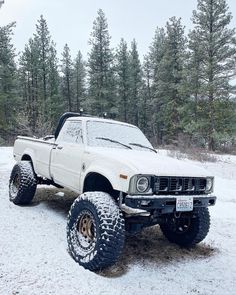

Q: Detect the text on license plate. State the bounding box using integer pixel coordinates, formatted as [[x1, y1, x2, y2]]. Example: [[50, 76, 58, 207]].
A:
[[176, 196, 193, 212]]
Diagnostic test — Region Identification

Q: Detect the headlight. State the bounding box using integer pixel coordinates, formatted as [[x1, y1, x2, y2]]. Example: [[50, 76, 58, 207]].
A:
[[129, 175, 152, 194], [206, 177, 213, 192], [136, 177, 149, 193]]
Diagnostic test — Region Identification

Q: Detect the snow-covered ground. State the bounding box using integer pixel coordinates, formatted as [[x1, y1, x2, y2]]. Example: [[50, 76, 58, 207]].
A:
[[0, 147, 236, 295]]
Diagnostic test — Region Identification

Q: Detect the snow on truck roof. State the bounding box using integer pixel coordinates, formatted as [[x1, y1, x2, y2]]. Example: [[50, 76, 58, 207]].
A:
[[67, 116, 136, 128], [54, 112, 137, 139]]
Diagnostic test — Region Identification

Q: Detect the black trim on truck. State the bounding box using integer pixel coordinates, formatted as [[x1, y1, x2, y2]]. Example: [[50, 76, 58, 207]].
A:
[[125, 195, 216, 214]]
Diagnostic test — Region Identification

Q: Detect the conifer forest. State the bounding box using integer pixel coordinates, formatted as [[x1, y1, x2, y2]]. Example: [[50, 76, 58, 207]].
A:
[[0, 0, 236, 151]]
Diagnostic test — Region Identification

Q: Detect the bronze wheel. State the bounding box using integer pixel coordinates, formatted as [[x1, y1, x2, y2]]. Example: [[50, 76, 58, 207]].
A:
[[76, 210, 96, 251], [67, 192, 125, 271]]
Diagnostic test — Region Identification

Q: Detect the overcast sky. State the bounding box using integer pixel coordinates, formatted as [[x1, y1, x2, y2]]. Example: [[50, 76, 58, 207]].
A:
[[0, 0, 236, 60]]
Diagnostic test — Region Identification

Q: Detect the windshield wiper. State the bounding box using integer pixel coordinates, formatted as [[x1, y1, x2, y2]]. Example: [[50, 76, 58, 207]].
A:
[[96, 137, 132, 150], [129, 142, 157, 153]]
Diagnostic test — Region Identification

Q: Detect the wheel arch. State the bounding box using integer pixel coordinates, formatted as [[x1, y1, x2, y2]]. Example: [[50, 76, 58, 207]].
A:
[[83, 172, 119, 199], [21, 152, 36, 173], [21, 154, 32, 161]]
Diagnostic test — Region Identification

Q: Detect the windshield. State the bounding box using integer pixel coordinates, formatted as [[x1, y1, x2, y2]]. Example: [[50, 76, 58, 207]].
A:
[[86, 120, 153, 151]]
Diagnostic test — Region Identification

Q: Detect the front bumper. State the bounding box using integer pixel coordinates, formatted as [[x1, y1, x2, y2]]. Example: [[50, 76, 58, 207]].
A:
[[125, 194, 216, 214]]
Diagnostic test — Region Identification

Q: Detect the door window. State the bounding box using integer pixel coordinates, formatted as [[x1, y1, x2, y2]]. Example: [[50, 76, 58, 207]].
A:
[[58, 121, 83, 144]]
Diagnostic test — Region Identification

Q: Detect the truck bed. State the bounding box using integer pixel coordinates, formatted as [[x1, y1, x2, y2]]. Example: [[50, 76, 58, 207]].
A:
[[14, 136, 55, 179]]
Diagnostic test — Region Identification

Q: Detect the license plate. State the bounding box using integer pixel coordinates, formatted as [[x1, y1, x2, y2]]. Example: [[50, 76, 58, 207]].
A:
[[176, 196, 193, 212]]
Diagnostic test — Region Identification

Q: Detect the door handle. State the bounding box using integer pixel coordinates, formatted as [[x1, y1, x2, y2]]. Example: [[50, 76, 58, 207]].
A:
[[57, 145, 63, 150]]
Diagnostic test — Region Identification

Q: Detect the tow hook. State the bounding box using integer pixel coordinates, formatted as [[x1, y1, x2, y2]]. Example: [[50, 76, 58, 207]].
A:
[[174, 211, 182, 218]]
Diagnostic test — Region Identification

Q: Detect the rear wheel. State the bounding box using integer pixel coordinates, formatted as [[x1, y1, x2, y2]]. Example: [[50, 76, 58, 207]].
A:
[[67, 192, 125, 271], [9, 161, 37, 205], [160, 208, 210, 247]]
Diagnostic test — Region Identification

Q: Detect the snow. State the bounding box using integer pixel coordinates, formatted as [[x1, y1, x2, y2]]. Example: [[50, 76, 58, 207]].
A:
[[87, 147, 210, 177], [87, 120, 152, 150], [1, 147, 236, 295]]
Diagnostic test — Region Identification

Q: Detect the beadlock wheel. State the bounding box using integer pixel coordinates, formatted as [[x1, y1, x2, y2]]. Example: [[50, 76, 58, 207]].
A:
[[76, 210, 96, 252], [67, 192, 125, 271]]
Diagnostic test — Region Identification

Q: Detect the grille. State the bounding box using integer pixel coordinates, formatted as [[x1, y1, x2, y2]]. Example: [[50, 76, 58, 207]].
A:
[[154, 177, 206, 194]]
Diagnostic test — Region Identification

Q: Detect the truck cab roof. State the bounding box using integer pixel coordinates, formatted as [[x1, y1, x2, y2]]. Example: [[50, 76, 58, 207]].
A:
[[55, 112, 135, 139], [67, 116, 135, 127]]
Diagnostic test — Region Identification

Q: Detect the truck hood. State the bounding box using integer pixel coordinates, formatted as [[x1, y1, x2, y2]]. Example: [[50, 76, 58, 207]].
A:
[[87, 147, 211, 177]]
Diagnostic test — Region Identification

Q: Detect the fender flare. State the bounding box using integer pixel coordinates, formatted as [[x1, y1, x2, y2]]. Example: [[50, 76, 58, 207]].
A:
[[82, 166, 122, 192], [21, 148, 37, 173]]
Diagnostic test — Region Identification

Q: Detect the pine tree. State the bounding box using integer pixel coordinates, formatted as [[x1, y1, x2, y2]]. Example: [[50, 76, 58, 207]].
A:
[[61, 44, 73, 112], [129, 39, 142, 126], [73, 51, 86, 112], [0, 22, 17, 139], [116, 38, 130, 122], [181, 29, 207, 147], [148, 27, 166, 145], [141, 56, 153, 137], [149, 27, 166, 90], [18, 38, 40, 133], [189, 0, 236, 150], [87, 9, 115, 115], [157, 17, 188, 144], [34, 15, 52, 122], [188, 30, 203, 117], [48, 43, 62, 125], [19, 16, 59, 135]]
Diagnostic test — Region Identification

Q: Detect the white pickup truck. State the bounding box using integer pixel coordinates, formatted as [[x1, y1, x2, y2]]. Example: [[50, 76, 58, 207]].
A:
[[9, 112, 216, 271]]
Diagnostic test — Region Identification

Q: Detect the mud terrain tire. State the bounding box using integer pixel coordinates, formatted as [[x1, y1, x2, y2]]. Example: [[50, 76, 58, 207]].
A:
[[9, 161, 37, 205], [67, 192, 125, 271], [160, 208, 210, 247]]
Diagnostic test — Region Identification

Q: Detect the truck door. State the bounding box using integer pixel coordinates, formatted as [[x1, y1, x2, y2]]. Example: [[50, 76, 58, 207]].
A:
[[50, 120, 84, 191]]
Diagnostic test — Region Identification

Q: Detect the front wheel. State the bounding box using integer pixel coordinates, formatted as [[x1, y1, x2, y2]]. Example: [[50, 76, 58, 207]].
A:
[[160, 208, 210, 247], [67, 192, 125, 271]]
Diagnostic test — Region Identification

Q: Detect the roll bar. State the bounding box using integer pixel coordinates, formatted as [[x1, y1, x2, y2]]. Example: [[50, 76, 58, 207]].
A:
[[54, 112, 82, 139]]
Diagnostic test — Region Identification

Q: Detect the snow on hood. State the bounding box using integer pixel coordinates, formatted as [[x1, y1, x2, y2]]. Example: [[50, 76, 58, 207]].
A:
[[88, 147, 211, 177]]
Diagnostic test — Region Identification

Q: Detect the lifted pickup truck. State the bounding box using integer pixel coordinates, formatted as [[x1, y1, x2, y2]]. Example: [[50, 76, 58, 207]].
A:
[[9, 112, 216, 271]]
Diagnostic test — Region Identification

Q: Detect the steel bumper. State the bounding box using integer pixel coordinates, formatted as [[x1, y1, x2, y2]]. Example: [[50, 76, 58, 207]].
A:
[[125, 194, 216, 213]]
